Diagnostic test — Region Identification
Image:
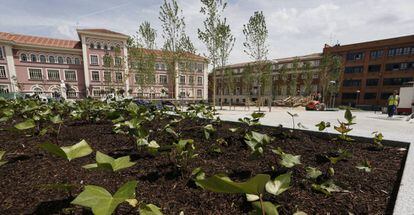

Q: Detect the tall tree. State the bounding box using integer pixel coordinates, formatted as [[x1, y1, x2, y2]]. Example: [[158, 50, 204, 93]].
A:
[[243, 11, 270, 111], [159, 0, 194, 103], [224, 68, 235, 110], [242, 64, 254, 109], [289, 58, 300, 96], [318, 54, 342, 104], [198, 0, 227, 108], [216, 19, 235, 110], [137, 21, 157, 50], [302, 61, 314, 96]]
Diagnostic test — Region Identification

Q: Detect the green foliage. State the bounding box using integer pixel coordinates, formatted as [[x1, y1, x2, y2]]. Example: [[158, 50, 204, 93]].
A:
[[287, 112, 298, 129], [356, 160, 372, 173], [311, 180, 346, 196], [139, 204, 163, 215], [250, 201, 280, 215], [315, 121, 330, 131], [265, 172, 292, 196], [326, 149, 352, 164], [203, 124, 215, 140], [14, 119, 35, 130], [0, 150, 7, 167], [71, 181, 137, 215], [83, 151, 136, 172], [305, 167, 322, 179], [272, 147, 301, 168], [239, 112, 264, 126], [244, 131, 272, 156], [372, 131, 384, 148], [40, 140, 93, 161], [334, 109, 356, 141]]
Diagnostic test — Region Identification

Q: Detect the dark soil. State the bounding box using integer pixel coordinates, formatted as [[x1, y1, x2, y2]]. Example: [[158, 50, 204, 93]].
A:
[[0, 118, 407, 214]]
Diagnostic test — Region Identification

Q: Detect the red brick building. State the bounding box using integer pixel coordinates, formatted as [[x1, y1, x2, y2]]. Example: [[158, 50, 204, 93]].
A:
[[324, 35, 414, 107]]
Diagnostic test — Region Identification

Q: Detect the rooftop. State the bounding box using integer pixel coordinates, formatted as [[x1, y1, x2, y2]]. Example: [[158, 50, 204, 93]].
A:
[[0, 32, 81, 49]]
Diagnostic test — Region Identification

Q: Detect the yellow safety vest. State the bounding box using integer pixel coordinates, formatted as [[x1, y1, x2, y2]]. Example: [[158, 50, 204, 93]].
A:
[[388, 95, 399, 106]]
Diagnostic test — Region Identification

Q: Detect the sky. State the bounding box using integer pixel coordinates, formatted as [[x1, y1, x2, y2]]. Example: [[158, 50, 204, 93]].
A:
[[1, 0, 414, 65]]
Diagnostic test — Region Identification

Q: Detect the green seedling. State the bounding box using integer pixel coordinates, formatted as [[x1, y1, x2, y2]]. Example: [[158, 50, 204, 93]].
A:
[[83, 151, 136, 172], [238, 112, 265, 127], [244, 131, 272, 156], [356, 160, 372, 173], [315, 121, 330, 131], [326, 149, 352, 164], [40, 140, 93, 161], [311, 180, 347, 196], [203, 124, 215, 140], [287, 112, 298, 130], [372, 131, 384, 148], [0, 150, 7, 167], [272, 147, 301, 168]]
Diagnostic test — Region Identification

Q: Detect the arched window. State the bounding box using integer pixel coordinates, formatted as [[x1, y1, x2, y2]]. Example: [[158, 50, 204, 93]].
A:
[[110, 46, 114, 51], [32, 86, 43, 95], [49, 56, 55, 63], [97, 42, 101, 49], [74, 58, 80, 65], [31, 54, 37, 62], [58, 56, 64, 64], [67, 89, 77, 98], [39, 55, 46, 63], [104, 45, 108, 50], [66, 57, 72, 64], [90, 43, 94, 49], [21, 53, 27, 62]]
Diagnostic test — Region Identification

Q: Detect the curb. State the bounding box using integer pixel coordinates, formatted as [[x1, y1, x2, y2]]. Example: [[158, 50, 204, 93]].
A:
[[393, 142, 414, 215]]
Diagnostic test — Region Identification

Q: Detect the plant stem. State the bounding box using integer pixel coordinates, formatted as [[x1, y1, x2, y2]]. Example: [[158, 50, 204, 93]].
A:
[[259, 194, 265, 215]]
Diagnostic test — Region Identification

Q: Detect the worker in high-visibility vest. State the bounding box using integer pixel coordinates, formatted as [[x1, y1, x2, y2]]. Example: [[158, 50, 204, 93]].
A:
[[387, 90, 400, 117]]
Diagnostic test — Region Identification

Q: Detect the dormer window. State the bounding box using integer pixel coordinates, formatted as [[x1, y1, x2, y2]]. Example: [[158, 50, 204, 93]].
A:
[[90, 43, 94, 49], [66, 57, 72, 64], [30, 54, 37, 62], [58, 56, 64, 64], [104, 45, 108, 50], [49, 56, 55, 63], [21, 54, 27, 62], [97, 43, 101, 49], [39, 55, 46, 63]]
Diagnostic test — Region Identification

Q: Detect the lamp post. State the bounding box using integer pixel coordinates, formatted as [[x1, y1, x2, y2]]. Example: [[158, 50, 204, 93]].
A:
[[329, 80, 336, 108], [356, 90, 361, 107]]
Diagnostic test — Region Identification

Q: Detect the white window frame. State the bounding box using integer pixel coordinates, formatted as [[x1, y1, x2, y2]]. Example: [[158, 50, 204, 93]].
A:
[[159, 75, 167, 84], [115, 72, 123, 82], [90, 54, 99, 66], [20, 53, 28, 62], [64, 70, 77, 81], [197, 89, 203, 98], [46, 69, 60, 81], [0, 65, 7, 78], [197, 76, 203, 86], [30, 54, 37, 62], [74, 58, 81, 65], [0, 47, 4, 59], [0, 84, 10, 94], [92, 87, 101, 97], [179, 75, 186, 84], [27, 68, 43, 80], [91, 71, 100, 81]]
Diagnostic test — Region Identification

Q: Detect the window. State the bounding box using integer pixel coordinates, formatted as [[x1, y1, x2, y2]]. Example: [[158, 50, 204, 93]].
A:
[[0, 66, 6, 78], [113, 57, 121, 67], [92, 71, 100, 81], [74, 58, 80, 65], [368, 65, 381, 72], [197, 64, 204, 73], [366, 79, 379, 86], [155, 63, 160, 70], [364, 93, 377, 100], [179, 91, 186, 98], [47, 70, 60, 80], [381, 92, 393, 99], [64, 70, 76, 81], [344, 66, 364, 74], [189, 76, 194, 84], [346, 52, 364, 61], [39, 55, 46, 63], [49, 56, 55, 63], [383, 77, 413, 86], [97, 43, 101, 49], [197, 77, 203, 85], [67, 89, 76, 98], [179, 75, 185, 84], [342, 93, 357, 100], [159, 75, 167, 84], [93, 88, 101, 97], [384, 62, 414, 71], [403, 47, 411, 55], [90, 43, 94, 49], [66, 57, 72, 64], [58, 57, 64, 64], [0, 85, 9, 94], [179, 63, 185, 71], [197, 89, 202, 98], [104, 71, 111, 82], [32, 86, 43, 94], [342, 79, 361, 87], [104, 45, 108, 50], [115, 72, 123, 82], [370, 50, 383, 59], [401, 62, 408, 70], [396, 48, 403, 56], [160, 63, 166, 70], [29, 68, 42, 80], [31, 54, 37, 62], [21, 53, 27, 62], [90, 55, 99, 65], [0, 47, 3, 59], [388, 49, 395, 56]]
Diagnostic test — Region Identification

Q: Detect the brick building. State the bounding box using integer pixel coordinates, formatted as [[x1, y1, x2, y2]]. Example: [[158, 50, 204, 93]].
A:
[[0, 29, 208, 101], [324, 35, 414, 107]]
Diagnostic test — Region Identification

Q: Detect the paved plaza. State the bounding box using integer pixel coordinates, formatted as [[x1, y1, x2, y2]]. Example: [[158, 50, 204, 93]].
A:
[[216, 106, 414, 143]]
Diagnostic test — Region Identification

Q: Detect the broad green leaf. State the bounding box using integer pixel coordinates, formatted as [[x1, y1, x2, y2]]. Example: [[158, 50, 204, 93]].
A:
[[139, 204, 163, 215], [315, 121, 330, 131], [83, 151, 136, 172], [196, 174, 271, 195], [250, 201, 280, 215], [40, 140, 93, 161], [306, 167, 322, 179], [244, 131, 272, 155], [246, 194, 260, 202], [311, 180, 343, 195], [229, 128, 238, 132], [50, 115, 63, 124], [71, 180, 137, 215], [265, 172, 291, 195], [344, 109, 355, 124], [272, 148, 301, 168], [14, 119, 35, 130], [356, 160, 372, 173], [203, 124, 215, 140], [251, 112, 265, 119]]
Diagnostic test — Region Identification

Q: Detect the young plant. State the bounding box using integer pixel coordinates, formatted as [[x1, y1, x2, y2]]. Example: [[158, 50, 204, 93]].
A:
[[272, 147, 301, 168], [238, 112, 265, 127], [83, 151, 136, 172], [334, 109, 355, 141], [325, 149, 352, 164], [315, 121, 330, 131], [203, 124, 215, 140], [71, 180, 138, 215], [356, 160, 372, 173], [311, 180, 347, 196], [0, 150, 7, 167], [40, 140, 93, 161], [244, 131, 272, 156], [305, 167, 322, 179], [287, 112, 298, 130], [172, 139, 198, 173], [372, 131, 384, 148]]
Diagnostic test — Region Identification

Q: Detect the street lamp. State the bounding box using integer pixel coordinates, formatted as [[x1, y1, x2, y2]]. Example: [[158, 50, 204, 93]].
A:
[[329, 80, 336, 108], [356, 90, 361, 107]]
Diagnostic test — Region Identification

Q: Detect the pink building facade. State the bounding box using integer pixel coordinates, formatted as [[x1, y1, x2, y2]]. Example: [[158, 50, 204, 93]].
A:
[[0, 29, 208, 101]]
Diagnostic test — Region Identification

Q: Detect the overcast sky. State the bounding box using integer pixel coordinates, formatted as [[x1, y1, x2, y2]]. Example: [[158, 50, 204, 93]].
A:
[[1, 0, 413, 64]]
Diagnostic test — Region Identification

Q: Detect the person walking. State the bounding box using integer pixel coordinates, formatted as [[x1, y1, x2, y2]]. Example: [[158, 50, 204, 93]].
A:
[[387, 90, 400, 117]]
